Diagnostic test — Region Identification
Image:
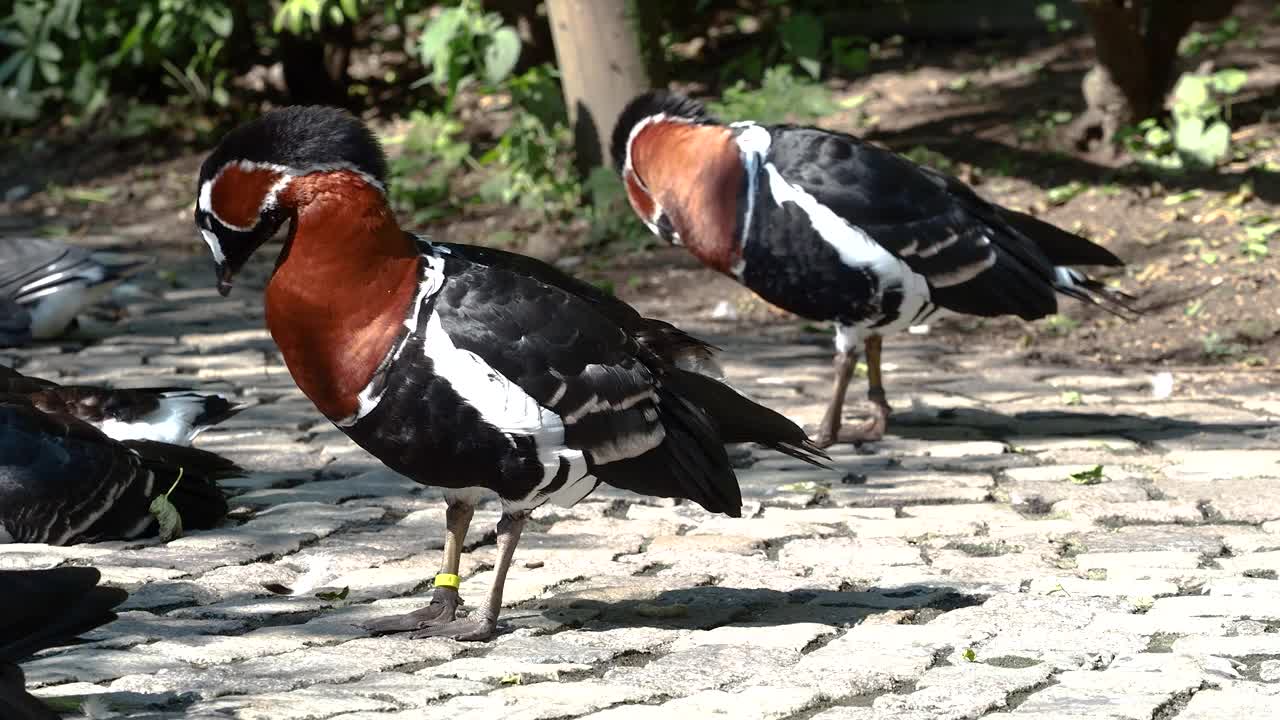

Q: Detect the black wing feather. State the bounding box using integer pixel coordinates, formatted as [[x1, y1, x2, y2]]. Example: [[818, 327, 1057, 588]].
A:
[[766, 126, 1124, 320], [434, 254, 744, 514]]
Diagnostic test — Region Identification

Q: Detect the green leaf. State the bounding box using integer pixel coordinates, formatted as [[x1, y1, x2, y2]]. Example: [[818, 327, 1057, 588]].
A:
[[1163, 189, 1202, 205], [962, 648, 977, 662], [419, 8, 464, 69], [13, 4, 41, 36], [0, 51, 26, 86], [315, 586, 350, 601], [1178, 118, 1230, 167], [16, 55, 34, 92], [204, 6, 234, 37], [149, 493, 183, 541], [780, 12, 823, 79], [1173, 75, 1211, 117], [1211, 68, 1247, 95], [0, 86, 40, 121], [149, 467, 185, 541], [340, 0, 360, 21], [1069, 465, 1105, 485], [796, 57, 821, 81], [33, 41, 61, 62], [483, 26, 521, 86], [1047, 181, 1086, 206]]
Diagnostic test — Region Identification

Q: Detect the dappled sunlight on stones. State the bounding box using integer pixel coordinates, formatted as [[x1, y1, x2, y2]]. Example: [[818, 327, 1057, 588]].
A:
[[6, 254, 1279, 717], [583, 686, 824, 720]]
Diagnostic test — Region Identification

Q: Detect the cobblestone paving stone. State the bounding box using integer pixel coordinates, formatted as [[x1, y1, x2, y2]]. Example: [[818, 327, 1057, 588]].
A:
[[4, 264, 1280, 719]]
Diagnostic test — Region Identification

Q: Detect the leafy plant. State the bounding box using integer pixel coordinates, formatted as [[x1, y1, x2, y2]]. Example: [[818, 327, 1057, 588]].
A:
[[1202, 332, 1244, 358], [831, 36, 871, 74], [274, 0, 363, 34], [1241, 218, 1279, 261], [778, 12, 823, 79], [1171, 69, 1246, 167], [416, 0, 521, 107], [387, 110, 471, 224], [1179, 16, 1241, 57], [710, 66, 835, 124], [583, 166, 652, 250], [1119, 68, 1248, 169], [474, 65, 578, 212], [0, 0, 238, 121], [1035, 2, 1076, 33]]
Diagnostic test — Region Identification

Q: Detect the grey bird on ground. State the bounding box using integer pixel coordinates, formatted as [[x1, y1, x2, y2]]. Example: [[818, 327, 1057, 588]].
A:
[[0, 236, 151, 345]]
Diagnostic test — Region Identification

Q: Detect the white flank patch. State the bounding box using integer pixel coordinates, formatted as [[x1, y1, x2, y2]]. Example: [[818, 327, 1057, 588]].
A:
[[763, 163, 932, 330], [444, 486, 494, 506], [96, 393, 209, 446], [422, 309, 593, 510], [731, 122, 771, 266]]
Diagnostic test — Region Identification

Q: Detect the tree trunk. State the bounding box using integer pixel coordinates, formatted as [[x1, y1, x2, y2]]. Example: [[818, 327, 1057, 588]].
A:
[[1071, 0, 1240, 151], [546, 0, 653, 175]]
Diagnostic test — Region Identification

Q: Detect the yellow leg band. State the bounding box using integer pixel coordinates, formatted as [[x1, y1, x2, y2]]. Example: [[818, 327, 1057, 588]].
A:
[[434, 573, 461, 590]]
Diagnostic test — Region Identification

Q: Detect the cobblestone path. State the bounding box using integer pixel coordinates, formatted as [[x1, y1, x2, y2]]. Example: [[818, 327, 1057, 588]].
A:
[[4, 263, 1280, 719]]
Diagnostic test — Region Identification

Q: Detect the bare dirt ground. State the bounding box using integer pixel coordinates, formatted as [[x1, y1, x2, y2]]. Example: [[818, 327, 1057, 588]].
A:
[[2, 8, 1278, 382]]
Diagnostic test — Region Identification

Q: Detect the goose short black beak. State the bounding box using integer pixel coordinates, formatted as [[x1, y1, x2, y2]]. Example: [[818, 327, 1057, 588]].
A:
[[215, 263, 234, 297]]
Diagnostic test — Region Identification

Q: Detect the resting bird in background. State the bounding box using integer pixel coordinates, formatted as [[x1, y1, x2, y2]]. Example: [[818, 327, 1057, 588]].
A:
[[0, 567, 128, 720], [195, 106, 826, 640], [1, 365, 245, 445], [0, 391, 240, 545], [0, 299, 32, 346], [0, 236, 150, 345], [612, 91, 1136, 447]]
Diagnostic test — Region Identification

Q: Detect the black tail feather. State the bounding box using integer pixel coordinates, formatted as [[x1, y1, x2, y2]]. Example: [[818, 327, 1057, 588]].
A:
[[665, 369, 829, 468], [997, 207, 1124, 267], [1053, 270, 1142, 320], [591, 386, 743, 517]]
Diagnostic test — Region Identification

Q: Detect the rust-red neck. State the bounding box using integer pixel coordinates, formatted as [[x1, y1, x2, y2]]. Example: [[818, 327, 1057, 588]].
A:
[[629, 121, 744, 275], [264, 171, 420, 420]]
